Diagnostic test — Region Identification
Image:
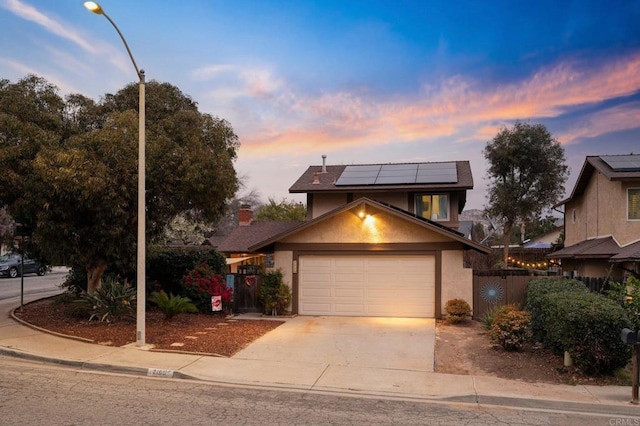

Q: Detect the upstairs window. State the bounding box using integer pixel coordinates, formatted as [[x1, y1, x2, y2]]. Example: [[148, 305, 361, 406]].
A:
[[416, 194, 449, 221], [629, 188, 640, 220]]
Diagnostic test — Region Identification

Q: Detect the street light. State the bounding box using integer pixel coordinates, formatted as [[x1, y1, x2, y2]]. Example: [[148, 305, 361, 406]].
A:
[[84, 1, 146, 346]]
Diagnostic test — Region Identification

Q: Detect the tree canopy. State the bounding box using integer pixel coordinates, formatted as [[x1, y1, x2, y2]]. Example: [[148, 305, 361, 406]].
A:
[[0, 75, 239, 292], [483, 121, 568, 263], [256, 198, 306, 221]]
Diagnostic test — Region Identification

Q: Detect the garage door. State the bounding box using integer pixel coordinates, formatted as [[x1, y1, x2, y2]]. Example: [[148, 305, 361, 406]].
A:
[[299, 255, 435, 317]]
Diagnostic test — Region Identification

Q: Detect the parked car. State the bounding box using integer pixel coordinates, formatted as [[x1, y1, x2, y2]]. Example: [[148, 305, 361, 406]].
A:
[[0, 254, 46, 278]]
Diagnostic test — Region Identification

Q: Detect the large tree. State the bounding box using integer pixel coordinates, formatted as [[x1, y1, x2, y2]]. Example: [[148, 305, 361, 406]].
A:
[[0, 75, 239, 293], [483, 121, 568, 264], [256, 198, 306, 221]]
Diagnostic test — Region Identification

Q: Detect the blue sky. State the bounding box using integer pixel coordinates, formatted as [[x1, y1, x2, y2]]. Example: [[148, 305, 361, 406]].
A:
[[2, 0, 640, 210]]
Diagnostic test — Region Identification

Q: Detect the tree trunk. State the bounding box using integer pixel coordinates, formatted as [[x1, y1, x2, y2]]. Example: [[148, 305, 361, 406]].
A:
[[86, 262, 107, 295], [502, 222, 513, 265]]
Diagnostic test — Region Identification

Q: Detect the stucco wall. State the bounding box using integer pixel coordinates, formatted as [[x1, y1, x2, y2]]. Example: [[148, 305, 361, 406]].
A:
[[565, 172, 640, 246], [560, 259, 626, 280], [440, 250, 473, 316], [281, 206, 451, 244], [312, 193, 348, 218], [272, 250, 294, 292], [352, 192, 408, 210]]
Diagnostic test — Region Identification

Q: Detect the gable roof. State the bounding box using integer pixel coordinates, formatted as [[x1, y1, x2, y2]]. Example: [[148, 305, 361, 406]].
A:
[[289, 161, 474, 193], [249, 197, 491, 254], [557, 154, 640, 206], [217, 220, 303, 253]]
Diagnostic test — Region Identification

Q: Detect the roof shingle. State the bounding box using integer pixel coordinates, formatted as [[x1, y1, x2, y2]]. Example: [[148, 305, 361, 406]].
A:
[[289, 161, 473, 193]]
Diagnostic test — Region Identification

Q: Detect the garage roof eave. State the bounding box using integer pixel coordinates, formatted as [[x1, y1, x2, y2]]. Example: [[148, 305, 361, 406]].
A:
[[248, 197, 492, 254]]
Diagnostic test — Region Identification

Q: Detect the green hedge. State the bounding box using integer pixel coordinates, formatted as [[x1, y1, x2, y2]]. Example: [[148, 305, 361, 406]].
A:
[[525, 277, 589, 343], [541, 291, 631, 375], [147, 246, 226, 296]]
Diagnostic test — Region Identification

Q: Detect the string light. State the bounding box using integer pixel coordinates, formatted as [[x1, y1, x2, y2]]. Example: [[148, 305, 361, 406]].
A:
[[506, 256, 549, 269]]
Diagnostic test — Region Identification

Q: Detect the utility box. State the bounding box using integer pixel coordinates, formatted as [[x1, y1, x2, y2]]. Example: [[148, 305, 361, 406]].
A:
[[621, 328, 639, 345]]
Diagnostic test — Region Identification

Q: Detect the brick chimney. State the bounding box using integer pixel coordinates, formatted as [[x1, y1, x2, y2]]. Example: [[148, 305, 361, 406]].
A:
[[239, 204, 253, 226]]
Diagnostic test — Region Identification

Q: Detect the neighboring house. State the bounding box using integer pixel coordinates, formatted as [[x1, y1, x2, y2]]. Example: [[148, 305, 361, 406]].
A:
[[217, 206, 302, 273], [522, 220, 563, 249], [550, 154, 640, 279], [222, 158, 491, 319]]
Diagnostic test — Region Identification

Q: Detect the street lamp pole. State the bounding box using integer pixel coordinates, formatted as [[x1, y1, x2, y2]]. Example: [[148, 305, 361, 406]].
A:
[[84, 1, 146, 346]]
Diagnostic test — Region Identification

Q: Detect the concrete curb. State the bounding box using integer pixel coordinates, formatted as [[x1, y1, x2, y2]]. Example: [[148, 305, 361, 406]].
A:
[[3, 343, 639, 416], [0, 346, 196, 380]]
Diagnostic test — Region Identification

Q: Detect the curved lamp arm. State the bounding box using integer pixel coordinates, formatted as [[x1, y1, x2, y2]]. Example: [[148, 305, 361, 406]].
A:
[[83, 1, 144, 81]]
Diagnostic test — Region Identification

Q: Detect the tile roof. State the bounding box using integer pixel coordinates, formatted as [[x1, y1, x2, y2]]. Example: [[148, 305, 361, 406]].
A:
[[289, 161, 474, 193], [217, 220, 303, 253]]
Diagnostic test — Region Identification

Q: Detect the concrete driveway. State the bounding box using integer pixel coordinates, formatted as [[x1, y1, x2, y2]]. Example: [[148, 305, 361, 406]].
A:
[[232, 316, 435, 372]]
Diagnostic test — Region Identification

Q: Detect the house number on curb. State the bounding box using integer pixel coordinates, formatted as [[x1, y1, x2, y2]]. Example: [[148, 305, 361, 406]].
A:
[[147, 368, 175, 378]]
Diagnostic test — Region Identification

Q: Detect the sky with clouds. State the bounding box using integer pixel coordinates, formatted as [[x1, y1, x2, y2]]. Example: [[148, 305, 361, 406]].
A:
[[1, 0, 639, 210]]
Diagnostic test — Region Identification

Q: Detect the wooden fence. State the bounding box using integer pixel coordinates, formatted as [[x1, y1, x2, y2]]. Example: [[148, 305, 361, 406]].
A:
[[472, 270, 557, 320], [471, 270, 616, 319]]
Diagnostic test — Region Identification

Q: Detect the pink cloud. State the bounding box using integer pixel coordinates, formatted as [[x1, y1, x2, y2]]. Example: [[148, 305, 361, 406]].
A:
[[215, 51, 640, 158]]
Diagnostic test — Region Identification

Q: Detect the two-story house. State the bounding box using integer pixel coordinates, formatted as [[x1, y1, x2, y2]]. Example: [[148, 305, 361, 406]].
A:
[[551, 154, 640, 279], [221, 157, 490, 319]]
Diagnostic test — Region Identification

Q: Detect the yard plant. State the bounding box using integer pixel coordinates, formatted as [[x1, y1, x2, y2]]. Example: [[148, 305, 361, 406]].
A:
[[79, 276, 136, 322], [149, 290, 197, 320], [488, 308, 531, 351], [182, 263, 233, 313], [444, 298, 471, 324], [526, 278, 631, 375], [260, 269, 292, 316]]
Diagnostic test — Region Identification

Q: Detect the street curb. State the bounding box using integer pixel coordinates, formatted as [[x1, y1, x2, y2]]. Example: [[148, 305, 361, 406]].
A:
[[0, 346, 196, 380], [441, 394, 640, 417], [2, 344, 639, 416]]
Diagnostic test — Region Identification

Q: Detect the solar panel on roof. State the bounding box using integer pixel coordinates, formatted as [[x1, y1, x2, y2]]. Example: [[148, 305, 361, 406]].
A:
[[601, 155, 640, 172], [376, 164, 418, 184], [416, 162, 457, 183], [334, 165, 381, 185], [335, 162, 458, 186]]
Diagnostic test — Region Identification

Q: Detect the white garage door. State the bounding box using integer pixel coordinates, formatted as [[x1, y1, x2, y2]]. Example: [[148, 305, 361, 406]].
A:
[[299, 255, 435, 317]]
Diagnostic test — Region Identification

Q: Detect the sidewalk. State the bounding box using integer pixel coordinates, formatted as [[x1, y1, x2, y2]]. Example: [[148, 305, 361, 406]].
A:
[[1, 303, 638, 418]]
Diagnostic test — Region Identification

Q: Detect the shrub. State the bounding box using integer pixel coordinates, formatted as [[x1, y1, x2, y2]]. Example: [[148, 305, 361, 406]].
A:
[[149, 291, 197, 320], [606, 276, 640, 330], [542, 291, 631, 375], [181, 262, 233, 313], [481, 304, 518, 330], [79, 276, 136, 322], [147, 247, 227, 296], [525, 277, 589, 342], [260, 269, 292, 316], [444, 298, 471, 324], [488, 308, 531, 351]]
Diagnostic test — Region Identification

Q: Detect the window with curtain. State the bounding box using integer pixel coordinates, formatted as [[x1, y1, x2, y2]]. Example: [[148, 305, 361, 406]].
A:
[[415, 194, 449, 221]]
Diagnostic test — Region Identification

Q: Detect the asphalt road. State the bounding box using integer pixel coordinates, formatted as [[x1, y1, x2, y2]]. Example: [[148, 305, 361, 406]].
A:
[[0, 355, 635, 425], [0, 267, 67, 303]]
